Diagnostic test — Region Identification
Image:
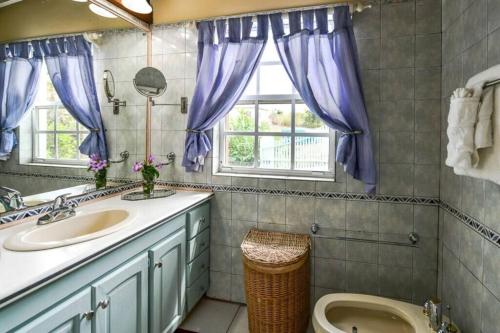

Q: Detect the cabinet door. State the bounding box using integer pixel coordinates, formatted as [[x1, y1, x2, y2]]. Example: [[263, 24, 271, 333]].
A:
[[149, 228, 186, 333], [14, 288, 92, 333], [93, 254, 149, 333]]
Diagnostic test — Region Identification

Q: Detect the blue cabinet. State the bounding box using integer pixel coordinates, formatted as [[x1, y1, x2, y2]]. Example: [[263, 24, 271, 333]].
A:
[[92, 254, 149, 333], [14, 288, 92, 333], [149, 228, 186, 333]]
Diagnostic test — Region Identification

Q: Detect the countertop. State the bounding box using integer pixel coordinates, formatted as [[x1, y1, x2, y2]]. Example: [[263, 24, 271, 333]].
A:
[[0, 189, 213, 307]]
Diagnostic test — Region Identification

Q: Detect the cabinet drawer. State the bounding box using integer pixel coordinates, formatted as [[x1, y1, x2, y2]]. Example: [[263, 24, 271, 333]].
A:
[[187, 228, 210, 263], [186, 270, 209, 312], [187, 203, 210, 240], [187, 249, 209, 286]]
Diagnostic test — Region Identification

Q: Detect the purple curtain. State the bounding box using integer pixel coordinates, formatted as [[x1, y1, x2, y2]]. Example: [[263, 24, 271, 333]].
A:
[[0, 42, 42, 160], [270, 7, 377, 193], [34, 36, 108, 159], [182, 16, 269, 172]]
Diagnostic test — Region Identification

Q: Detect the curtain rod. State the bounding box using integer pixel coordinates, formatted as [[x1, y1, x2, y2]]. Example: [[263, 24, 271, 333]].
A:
[[193, 1, 373, 23]]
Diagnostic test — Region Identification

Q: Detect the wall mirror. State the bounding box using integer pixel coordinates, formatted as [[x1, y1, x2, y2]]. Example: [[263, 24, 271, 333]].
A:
[[133, 67, 167, 97], [0, 0, 151, 218]]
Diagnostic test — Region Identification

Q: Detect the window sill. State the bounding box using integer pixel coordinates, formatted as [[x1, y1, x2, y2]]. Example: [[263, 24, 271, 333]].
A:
[[21, 162, 88, 169], [213, 171, 336, 182]]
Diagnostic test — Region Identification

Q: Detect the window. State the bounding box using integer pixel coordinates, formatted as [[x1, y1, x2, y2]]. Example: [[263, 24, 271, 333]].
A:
[[217, 38, 335, 179], [31, 64, 89, 165]]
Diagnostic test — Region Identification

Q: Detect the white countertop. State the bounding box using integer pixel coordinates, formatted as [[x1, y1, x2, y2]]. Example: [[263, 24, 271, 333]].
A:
[[0, 190, 213, 306]]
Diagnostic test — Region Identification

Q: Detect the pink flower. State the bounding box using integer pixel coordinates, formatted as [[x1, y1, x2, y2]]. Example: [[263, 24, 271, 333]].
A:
[[132, 161, 144, 172], [147, 155, 155, 164]]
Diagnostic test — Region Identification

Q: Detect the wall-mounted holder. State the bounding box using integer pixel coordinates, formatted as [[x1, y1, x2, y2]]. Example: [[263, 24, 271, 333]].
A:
[[157, 152, 176, 167], [103, 70, 126, 115], [109, 151, 130, 164], [151, 97, 188, 114]]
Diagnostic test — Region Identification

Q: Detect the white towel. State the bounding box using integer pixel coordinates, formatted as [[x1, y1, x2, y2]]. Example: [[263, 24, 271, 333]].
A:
[[446, 88, 480, 169]]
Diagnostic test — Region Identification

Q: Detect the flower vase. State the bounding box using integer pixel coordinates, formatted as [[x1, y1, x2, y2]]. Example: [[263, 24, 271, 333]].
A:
[[142, 174, 156, 196], [95, 169, 107, 190]]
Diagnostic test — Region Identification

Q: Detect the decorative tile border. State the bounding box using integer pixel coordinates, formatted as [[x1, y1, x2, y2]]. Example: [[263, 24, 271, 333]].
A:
[[440, 201, 500, 248]]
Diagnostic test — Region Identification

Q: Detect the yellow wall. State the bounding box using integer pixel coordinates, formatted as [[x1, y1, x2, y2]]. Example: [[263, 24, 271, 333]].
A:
[[0, 0, 133, 42], [152, 0, 337, 24]]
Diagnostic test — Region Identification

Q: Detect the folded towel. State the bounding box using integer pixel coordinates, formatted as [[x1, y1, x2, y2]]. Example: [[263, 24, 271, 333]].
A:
[[446, 88, 480, 169], [475, 86, 495, 148]]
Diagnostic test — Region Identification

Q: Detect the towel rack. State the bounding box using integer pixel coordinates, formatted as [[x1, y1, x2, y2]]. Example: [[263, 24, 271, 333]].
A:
[[484, 78, 500, 88]]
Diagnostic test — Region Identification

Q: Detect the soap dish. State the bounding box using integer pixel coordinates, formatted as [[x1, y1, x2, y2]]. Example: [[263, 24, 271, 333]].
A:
[[121, 189, 176, 201]]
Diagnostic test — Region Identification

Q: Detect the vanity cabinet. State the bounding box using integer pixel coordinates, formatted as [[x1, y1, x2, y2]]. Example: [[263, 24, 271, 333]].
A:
[[0, 199, 211, 333]]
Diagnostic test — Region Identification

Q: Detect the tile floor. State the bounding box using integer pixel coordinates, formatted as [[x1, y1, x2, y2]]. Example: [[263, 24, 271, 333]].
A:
[[179, 298, 249, 333]]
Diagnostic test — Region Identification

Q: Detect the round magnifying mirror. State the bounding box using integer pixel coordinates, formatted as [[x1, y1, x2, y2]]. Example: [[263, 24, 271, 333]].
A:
[[103, 70, 115, 102], [133, 67, 167, 97]]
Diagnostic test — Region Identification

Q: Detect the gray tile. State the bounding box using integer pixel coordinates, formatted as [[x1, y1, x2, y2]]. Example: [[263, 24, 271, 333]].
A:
[[460, 177, 485, 221], [346, 201, 379, 233], [487, 25, 500, 66], [380, 100, 414, 132], [257, 194, 285, 224], [346, 240, 378, 264], [380, 36, 414, 68], [211, 219, 232, 246], [315, 258, 346, 290], [415, 34, 442, 68], [256, 222, 286, 233], [413, 205, 439, 238], [484, 181, 500, 233], [353, 3, 381, 39], [258, 178, 285, 190], [416, 0, 442, 34], [380, 132, 414, 164], [440, 166, 462, 208], [441, 246, 461, 309], [207, 271, 231, 300], [314, 237, 346, 260], [228, 306, 249, 333], [286, 180, 315, 192], [231, 193, 257, 221], [210, 244, 232, 273], [232, 177, 258, 187], [413, 237, 438, 271], [231, 247, 244, 275], [230, 274, 245, 303], [379, 244, 412, 268], [180, 298, 239, 333], [231, 220, 257, 247], [381, 2, 415, 38], [443, 212, 462, 257], [459, 225, 484, 279], [346, 262, 379, 295], [412, 269, 437, 305], [357, 38, 381, 69], [415, 99, 441, 132], [415, 68, 441, 99], [481, 287, 500, 333], [380, 68, 415, 100], [443, 0, 461, 31], [379, 265, 412, 300], [361, 70, 380, 101], [488, 0, 500, 33], [455, 264, 483, 333], [414, 165, 440, 198], [366, 99, 382, 131], [483, 240, 500, 299], [285, 197, 315, 227], [315, 198, 346, 230], [379, 163, 414, 196], [443, 18, 464, 61], [463, 0, 486, 49], [463, 39, 487, 82], [379, 203, 414, 234], [415, 131, 440, 164]]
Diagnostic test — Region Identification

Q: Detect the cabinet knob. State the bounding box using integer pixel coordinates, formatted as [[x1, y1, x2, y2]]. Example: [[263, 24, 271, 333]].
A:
[[154, 262, 163, 269], [82, 310, 94, 320], [97, 299, 110, 310], [200, 217, 206, 224]]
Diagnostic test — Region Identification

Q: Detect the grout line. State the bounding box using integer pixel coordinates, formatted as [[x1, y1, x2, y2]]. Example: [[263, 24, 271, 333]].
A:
[[225, 305, 242, 333]]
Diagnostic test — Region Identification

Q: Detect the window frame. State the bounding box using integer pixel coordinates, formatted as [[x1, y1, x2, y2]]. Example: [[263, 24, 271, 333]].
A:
[[31, 104, 89, 166], [216, 57, 336, 180]]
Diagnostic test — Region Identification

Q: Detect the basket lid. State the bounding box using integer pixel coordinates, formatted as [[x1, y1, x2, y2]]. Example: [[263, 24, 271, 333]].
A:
[[241, 228, 310, 265]]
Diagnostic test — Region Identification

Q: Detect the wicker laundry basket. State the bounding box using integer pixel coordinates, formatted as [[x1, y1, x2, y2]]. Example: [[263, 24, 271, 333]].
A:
[[241, 228, 311, 333]]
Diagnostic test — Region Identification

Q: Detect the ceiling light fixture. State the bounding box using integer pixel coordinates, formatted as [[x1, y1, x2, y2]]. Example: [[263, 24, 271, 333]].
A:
[[89, 3, 117, 18], [121, 0, 152, 14]]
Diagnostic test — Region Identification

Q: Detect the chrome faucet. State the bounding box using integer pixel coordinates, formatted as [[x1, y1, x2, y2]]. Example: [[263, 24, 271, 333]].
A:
[[0, 186, 26, 211], [423, 298, 442, 331], [37, 194, 77, 225]]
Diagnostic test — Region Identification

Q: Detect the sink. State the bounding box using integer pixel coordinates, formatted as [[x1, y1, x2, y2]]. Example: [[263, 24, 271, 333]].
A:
[[3, 209, 134, 251]]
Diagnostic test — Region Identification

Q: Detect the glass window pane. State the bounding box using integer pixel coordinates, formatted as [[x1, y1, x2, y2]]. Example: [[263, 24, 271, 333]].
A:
[[243, 74, 257, 96], [56, 108, 77, 131], [294, 136, 329, 171], [37, 133, 56, 159], [259, 65, 293, 95], [57, 134, 78, 160], [258, 136, 291, 169], [225, 105, 255, 132], [295, 104, 329, 133], [258, 104, 291, 132], [37, 108, 55, 131], [261, 42, 279, 62], [225, 135, 255, 167]]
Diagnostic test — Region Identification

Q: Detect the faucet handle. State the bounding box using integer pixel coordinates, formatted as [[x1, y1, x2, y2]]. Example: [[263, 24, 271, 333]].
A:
[[52, 193, 71, 210]]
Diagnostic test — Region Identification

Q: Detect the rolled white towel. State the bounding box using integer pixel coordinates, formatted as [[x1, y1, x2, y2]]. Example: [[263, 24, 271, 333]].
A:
[[446, 88, 480, 169], [474, 86, 495, 149]]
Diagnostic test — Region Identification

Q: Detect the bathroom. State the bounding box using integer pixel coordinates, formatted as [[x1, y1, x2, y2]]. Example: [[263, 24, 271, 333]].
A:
[[0, 0, 498, 332]]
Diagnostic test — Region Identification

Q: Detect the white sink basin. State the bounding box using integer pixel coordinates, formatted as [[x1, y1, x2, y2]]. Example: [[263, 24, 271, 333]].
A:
[[3, 209, 134, 251]]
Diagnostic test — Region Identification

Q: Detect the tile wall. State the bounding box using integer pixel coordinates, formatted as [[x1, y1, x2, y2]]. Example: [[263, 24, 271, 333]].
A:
[[439, 0, 500, 332], [0, 0, 445, 310]]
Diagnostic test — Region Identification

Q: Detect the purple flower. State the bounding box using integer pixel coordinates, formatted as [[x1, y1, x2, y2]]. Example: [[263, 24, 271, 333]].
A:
[[132, 161, 144, 172], [147, 155, 155, 164]]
